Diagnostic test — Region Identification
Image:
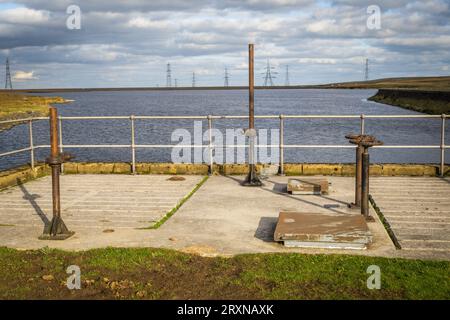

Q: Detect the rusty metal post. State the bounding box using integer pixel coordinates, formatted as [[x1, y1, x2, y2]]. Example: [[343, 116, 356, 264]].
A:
[[361, 146, 370, 219], [208, 115, 213, 175], [348, 134, 382, 220], [39, 107, 74, 240], [440, 114, 446, 177], [278, 114, 284, 175], [355, 145, 363, 207], [243, 43, 262, 186], [360, 114, 365, 135], [345, 134, 362, 208], [28, 119, 34, 170]]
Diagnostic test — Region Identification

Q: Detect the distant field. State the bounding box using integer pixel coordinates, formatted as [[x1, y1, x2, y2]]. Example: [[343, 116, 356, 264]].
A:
[[321, 76, 450, 91], [0, 91, 66, 131], [9, 76, 450, 92]]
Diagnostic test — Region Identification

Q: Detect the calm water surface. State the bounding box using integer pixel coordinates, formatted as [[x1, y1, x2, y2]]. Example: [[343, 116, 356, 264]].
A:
[[0, 89, 448, 171]]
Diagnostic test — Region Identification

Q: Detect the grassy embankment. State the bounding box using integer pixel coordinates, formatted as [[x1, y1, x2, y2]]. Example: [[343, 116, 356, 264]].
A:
[[0, 247, 448, 299], [325, 76, 450, 115], [0, 91, 67, 131]]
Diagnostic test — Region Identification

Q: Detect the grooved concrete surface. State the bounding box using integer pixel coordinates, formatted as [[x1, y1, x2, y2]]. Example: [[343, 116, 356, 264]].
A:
[[371, 177, 450, 254], [0, 175, 203, 229], [0, 174, 448, 260]]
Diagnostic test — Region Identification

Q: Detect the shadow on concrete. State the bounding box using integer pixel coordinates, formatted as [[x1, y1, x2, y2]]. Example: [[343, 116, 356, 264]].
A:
[[17, 179, 50, 227], [222, 176, 351, 215], [264, 179, 350, 215], [438, 176, 450, 185], [254, 217, 278, 242]]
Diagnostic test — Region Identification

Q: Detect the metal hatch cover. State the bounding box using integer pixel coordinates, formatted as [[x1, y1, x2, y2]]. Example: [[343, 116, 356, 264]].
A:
[[274, 212, 372, 250]]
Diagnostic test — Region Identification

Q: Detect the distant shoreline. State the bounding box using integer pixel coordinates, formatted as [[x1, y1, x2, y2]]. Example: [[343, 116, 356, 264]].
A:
[[2, 75, 448, 93], [369, 89, 450, 115]]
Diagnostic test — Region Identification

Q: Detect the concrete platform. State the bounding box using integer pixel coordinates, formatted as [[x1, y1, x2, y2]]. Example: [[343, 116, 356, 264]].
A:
[[274, 212, 372, 249], [0, 174, 448, 260], [371, 177, 450, 254], [0, 174, 204, 230]]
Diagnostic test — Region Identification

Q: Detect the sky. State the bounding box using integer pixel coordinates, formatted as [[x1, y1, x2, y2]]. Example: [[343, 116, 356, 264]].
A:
[[0, 0, 449, 88]]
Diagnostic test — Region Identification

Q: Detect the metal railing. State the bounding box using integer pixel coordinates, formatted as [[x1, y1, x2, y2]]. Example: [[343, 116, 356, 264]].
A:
[[0, 113, 448, 176]]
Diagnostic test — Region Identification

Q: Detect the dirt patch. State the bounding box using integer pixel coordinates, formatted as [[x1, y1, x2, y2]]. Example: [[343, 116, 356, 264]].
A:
[[0, 247, 448, 300]]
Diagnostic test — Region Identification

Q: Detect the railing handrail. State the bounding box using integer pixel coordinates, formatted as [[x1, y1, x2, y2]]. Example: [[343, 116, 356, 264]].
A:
[[0, 113, 447, 176], [1, 113, 448, 125]]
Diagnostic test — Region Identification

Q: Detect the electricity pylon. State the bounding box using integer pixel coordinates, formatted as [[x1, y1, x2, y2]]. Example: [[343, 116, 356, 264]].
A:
[[262, 59, 277, 87], [224, 67, 230, 87], [166, 63, 172, 87], [5, 57, 12, 89], [284, 65, 290, 86]]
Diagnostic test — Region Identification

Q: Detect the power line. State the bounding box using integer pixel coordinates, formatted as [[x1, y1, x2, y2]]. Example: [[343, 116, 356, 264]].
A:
[[224, 67, 230, 87], [284, 65, 290, 86], [5, 57, 12, 89], [262, 59, 277, 87], [192, 72, 196, 87], [166, 63, 172, 87], [364, 58, 369, 81]]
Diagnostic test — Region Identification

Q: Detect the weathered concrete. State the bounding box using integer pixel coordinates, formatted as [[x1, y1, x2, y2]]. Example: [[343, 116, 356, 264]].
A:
[[274, 212, 372, 249], [0, 174, 448, 260], [1, 162, 447, 191], [371, 177, 450, 254], [287, 178, 329, 195], [0, 174, 204, 230], [0, 175, 394, 257]]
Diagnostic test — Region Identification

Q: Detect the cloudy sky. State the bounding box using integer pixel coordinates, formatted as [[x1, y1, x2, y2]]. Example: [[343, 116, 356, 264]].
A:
[[0, 0, 449, 88]]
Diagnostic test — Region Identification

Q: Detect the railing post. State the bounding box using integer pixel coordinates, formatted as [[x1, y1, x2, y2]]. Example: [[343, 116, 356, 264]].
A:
[[207, 115, 213, 175], [59, 116, 64, 174], [440, 114, 446, 177], [360, 114, 365, 135], [130, 115, 136, 174], [28, 119, 34, 170], [278, 114, 284, 175]]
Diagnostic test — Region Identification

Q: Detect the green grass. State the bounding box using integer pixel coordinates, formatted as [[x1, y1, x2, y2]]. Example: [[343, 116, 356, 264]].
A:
[[0, 91, 66, 130], [0, 246, 448, 299], [147, 175, 209, 229]]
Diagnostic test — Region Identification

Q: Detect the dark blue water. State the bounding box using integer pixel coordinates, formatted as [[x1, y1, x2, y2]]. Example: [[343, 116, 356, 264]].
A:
[[0, 89, 448, 171]]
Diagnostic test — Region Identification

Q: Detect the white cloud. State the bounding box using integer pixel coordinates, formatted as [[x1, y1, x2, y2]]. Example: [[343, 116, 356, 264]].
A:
[[0, 7, 50, 24], [298, 58, 337, 64], [12, 70, 38, 81]]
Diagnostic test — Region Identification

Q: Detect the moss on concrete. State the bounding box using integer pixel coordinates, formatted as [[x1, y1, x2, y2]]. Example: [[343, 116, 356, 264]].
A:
[[0, 162, 448, 191], [0, 163, 50, 190]]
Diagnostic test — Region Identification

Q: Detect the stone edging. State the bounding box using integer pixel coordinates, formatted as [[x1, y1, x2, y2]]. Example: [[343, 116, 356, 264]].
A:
[[1, 162, 448, 191]]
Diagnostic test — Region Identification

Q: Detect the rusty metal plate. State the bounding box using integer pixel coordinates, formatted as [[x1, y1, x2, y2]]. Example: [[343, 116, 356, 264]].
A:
[[287, 178, 329, 195], [274, 212, 372, 249]]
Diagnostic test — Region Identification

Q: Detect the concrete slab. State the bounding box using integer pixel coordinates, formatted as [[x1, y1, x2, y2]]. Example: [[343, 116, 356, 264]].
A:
[[371, 177, 450, 255], [0, 174, 448, 260], [274, 212, 372, 249], [0, 174, 203, 230], [287, 178, 329, 195]]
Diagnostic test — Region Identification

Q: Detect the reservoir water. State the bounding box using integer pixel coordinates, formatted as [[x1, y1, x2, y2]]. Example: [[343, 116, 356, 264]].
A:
[[0, 89, 448, 171]]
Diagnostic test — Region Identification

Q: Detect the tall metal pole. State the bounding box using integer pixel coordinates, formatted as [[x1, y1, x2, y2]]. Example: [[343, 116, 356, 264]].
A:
[[39, 107, 74, 240], [355, 145, 363, 207], [243, 44, 262, 186], [361, 147, 370, 219], [440, 114, 446, 177], [249, 44, 255, 130], [278, 114, 284, 175]]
